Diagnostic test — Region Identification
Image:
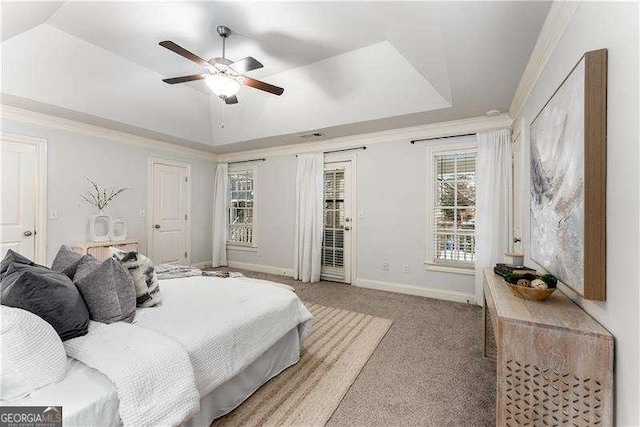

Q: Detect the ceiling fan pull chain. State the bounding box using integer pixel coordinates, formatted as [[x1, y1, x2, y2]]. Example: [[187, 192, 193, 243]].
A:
[[220, 98, 225, 128]]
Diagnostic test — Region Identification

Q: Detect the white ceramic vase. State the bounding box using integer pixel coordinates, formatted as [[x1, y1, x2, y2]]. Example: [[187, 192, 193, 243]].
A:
[[110, 217, 127, 241], [90, 210, 112, 242]]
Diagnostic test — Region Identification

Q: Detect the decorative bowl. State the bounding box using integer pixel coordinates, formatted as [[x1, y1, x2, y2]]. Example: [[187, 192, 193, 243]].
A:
[[506, 283, 556, 301]]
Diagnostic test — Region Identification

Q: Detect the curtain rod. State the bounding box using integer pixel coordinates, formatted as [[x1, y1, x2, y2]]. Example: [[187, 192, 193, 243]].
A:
[[296, 146, 367, 157], [410, 133, 476, 144], [228, 158, 266, 165]]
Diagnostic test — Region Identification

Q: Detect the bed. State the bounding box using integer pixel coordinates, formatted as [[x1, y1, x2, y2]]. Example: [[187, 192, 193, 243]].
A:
[[6, 275, 313, 426]]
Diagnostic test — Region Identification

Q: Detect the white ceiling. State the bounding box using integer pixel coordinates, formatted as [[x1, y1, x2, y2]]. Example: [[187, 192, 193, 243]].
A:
[[1, 2, 551, 153]]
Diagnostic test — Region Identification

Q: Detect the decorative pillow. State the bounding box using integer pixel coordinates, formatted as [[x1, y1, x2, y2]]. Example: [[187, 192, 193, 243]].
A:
[[0, 249, 39, 278], [51, 245, 84, 279], [74, 257, 136, 323], [0, 306, 67, 400], [110, 248, 162, 308], [1, 263, 90, 341]]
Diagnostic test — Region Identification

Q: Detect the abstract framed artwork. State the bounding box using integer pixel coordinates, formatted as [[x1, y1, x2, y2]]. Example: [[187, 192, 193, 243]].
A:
[[530, 49, 607, 301]]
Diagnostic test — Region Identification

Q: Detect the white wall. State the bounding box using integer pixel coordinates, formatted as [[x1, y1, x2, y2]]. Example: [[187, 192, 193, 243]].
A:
[[514, 3, 639, 425], [226, 137, 477, 299], [2, 118, 216, 265]]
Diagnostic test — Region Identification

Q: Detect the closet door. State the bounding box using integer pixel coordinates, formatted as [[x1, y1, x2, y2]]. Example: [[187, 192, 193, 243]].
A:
[[1, 141, 36, 259]]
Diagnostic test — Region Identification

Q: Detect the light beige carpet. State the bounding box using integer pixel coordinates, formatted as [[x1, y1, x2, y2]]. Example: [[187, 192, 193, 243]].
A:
[[214, 303, 393, 427]]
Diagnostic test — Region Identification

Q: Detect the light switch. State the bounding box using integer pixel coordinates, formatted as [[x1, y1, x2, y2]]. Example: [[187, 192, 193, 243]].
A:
[[358, 211, 364, 219], [49, 210, 59, 220], [139, 209, 146, 218]]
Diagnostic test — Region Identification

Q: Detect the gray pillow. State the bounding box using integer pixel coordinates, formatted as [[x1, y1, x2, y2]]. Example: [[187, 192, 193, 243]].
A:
[[1, 263, 89, 341], [74, 257, 136, 323], [51, 245, 84, 279], [1, 250, 39, 278], [111, 249, 162, 308]]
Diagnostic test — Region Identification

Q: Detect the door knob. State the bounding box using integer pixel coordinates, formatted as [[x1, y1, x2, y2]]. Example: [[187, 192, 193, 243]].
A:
[[154, 224, 161, 229], [23, 230, 33, 237], [513, 237, 521, 243], [344, 226, 351, 231], [345, 218, 351, 223]]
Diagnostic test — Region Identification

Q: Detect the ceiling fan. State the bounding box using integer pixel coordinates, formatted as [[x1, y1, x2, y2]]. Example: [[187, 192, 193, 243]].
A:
[[159, 26, 284, 104]]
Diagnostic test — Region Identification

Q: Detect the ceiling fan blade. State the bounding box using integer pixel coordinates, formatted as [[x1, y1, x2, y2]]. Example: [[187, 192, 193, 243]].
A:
[[224, 95, 239, 105], [243, 77, 284, 96], [162, 74, 207, 84], [159, 41, 208, 66], [230, 57, 263, 74]]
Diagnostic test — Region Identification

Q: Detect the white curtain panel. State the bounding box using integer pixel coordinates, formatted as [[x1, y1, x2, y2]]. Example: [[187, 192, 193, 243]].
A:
[[212, 163, 228, 267], [475, 129, 512, 305], [294, 153, 324, 282]]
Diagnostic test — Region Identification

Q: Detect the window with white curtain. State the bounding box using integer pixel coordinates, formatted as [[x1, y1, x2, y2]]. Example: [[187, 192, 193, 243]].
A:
[[228, 167, 256, 246], [425, 136, 477, 273]]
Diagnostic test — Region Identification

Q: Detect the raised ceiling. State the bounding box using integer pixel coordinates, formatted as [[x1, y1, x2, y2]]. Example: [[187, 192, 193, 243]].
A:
[[1, 2, 551, 153]]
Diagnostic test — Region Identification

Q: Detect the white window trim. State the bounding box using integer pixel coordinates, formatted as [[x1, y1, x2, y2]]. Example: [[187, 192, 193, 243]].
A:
[[424, 137, 477, 276], [226, 163, 258, 250]]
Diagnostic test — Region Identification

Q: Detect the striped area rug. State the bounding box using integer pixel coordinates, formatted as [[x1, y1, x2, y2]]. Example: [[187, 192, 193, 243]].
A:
[[214, 303, 393, 427]]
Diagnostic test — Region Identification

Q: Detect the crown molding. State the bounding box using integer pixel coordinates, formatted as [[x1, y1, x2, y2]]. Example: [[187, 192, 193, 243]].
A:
[[508, 1, 580, 120], [1, 104, 219, 163], [217, 113, 513, 163]]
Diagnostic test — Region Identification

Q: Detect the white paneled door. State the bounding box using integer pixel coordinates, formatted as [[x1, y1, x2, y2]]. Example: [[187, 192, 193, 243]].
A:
[[321, 161, 353, 283], [150, 160, 190, 265], [1, 141, 37, 260]]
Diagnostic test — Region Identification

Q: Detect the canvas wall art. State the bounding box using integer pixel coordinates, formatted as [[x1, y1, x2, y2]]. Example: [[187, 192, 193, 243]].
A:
[[529, 49, 607, 301]]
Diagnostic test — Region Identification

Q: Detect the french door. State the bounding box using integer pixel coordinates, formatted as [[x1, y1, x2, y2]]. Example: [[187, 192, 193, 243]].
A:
[[321, 161, 352, 283]]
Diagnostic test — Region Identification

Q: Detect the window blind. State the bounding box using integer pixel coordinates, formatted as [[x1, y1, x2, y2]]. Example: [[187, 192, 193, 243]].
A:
[[228, 169, 254, 244], [432, 150, 476, 265]]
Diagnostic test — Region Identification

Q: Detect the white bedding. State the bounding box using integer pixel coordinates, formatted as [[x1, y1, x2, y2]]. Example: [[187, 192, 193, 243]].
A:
[[64, 321, 200, 427], [134, 276, 313, 396], [5, 275, 312, 426]]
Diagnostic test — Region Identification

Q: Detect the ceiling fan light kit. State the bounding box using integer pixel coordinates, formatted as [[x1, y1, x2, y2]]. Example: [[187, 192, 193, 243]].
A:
[[159, 25, 284, 105], [206, 74, 241, 98]]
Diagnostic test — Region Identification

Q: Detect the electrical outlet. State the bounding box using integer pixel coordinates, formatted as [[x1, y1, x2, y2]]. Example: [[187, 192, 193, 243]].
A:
[[382, 261, 389, 272], [403, 263, 409, 274], [49, 210, 59, 220]]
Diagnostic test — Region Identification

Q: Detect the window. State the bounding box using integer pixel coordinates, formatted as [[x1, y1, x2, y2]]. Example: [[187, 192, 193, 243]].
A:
[[426, 137, 476, 272], [228, 168, 255, 246]]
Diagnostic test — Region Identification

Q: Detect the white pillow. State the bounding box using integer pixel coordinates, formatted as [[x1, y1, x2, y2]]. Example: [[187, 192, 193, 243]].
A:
[[1, 306, 67, 400]]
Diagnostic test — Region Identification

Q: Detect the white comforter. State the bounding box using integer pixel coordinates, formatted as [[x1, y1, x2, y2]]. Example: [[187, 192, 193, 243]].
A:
[[64, 321, 200, 427], [61, 276, 312, 425], [134, 276, 313, 396]]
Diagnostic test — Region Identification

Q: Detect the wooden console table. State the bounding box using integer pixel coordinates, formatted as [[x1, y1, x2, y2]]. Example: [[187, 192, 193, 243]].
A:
[[72, 239, 139, 261], [483, 269, 613, 426]]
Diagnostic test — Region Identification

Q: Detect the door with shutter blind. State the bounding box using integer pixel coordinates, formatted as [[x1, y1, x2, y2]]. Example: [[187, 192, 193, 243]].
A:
[[322, 161, 352, 283]]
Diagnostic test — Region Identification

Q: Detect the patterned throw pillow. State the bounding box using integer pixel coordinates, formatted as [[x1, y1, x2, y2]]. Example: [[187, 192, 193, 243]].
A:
[[110, 248, 162, 308]]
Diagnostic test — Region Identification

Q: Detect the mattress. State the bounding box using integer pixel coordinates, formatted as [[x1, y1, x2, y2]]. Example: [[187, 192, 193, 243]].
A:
[[4, 276, 312, 426]]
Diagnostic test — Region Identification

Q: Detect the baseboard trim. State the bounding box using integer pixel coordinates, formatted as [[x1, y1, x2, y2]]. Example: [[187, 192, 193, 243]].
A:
[[355, 278, 476, 305], [227, 261, 296, 278]]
